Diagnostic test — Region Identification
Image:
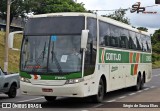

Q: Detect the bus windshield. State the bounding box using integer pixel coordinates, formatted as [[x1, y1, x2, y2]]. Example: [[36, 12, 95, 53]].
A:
[[21, 35, 82, 74]]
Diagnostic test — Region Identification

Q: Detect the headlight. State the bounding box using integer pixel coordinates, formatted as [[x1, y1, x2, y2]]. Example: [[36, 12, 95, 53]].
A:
[[20, 77, 31, 83], [65, 78, 84, 84]]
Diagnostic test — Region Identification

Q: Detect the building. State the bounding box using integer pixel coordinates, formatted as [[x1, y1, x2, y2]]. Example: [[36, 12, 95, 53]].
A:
[[0, 17, 23, 32]]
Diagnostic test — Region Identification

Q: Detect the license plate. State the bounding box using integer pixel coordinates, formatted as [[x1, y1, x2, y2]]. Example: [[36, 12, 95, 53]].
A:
[[42, 88, 53, 92]]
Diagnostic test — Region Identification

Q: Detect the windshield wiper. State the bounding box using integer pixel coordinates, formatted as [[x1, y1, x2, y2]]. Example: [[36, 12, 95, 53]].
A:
[[43, 42, 46, 60], [32, 42, 47, 72], [51, 42, 63, 74]]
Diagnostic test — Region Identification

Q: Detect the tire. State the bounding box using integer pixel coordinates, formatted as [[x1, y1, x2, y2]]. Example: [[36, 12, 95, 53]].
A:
[[8, 85, 17, 98], [91, 79, 104, 103], [44, 96, 57, 102], [140, 76, 145, 90], [133, 75, 141, 91]]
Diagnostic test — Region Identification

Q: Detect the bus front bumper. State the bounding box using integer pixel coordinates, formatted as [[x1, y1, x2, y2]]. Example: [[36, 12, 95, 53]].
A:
[[20, 81, 85, 97]]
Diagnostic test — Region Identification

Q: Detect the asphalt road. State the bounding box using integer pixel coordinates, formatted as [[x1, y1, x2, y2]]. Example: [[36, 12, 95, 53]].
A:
[[0, 68, 160, 111]]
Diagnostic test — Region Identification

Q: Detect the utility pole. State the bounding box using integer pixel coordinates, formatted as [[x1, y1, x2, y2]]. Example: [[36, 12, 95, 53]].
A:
[[4, 0, 11, 73]]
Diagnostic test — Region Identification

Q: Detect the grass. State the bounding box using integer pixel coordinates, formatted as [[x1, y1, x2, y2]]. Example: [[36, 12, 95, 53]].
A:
[[152, 61, 160, 69], [0, 31, 22, 73]]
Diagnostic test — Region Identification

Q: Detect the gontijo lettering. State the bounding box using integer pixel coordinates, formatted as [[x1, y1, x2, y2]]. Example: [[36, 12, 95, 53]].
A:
[[106, 53, 121, 61]]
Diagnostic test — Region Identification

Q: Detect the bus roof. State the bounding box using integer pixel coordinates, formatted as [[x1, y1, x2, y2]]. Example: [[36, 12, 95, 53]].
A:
[[30, 12, 150, 36]]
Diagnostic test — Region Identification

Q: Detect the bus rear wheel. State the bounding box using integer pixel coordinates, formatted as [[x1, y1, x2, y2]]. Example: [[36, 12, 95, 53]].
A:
[[91, 79, 104, 103], [140, 76, 145, 90], [133, 75, 141, 91], [44, 96, 57, 102]]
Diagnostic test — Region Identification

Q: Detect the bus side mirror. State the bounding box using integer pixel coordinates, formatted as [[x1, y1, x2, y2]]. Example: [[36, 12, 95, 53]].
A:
[[8, 31, 23, 51], [81, 30, 89, 49]]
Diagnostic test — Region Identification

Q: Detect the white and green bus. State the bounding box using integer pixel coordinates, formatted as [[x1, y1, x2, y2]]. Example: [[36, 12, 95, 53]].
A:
[[19, 13, 152, 103]]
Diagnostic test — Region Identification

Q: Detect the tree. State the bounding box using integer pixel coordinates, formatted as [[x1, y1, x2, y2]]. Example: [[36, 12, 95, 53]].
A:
[[0, 0, 29, 24], [152, 29, 160, 62], [103, 8, 130, 25], [152, 29, 160, 45], [0, 0, 86, 24], [137, 27, 148, 32], [29, 0, 86, 14]]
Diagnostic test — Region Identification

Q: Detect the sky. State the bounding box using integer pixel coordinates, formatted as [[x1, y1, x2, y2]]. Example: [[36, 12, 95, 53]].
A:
[[77, 0, 160, 34]]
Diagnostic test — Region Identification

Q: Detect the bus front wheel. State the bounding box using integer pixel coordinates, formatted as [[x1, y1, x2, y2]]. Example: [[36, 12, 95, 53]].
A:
[[44, 96, 57, 102], [91, 79, 104, 103]]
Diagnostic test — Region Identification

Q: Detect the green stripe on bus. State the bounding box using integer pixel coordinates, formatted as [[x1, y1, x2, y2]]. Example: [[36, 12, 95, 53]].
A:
[[99, 48, 152, 63], [20, 72, 32, 79], [131, 64, 134, 75], [141, 54, 152, 63], [140, 53, 143, 63], [133, 53, 136, 63], [20, 72, 82, 80], [41, 72, 82, 80], [99, 48, 129, 63]]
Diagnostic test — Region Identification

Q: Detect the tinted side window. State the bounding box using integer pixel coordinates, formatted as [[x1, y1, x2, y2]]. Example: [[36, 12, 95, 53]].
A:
[[129, 31, 137, 50], [99, 21, 110, 46], [87, 17, 97, 48], [110, 25, 120, 47], [120, 29, 129, 49], [146, 36, 151, 52], [141, 35, 150, 52], [136, 33, 142, 50], [84, 17, 97, 76]]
